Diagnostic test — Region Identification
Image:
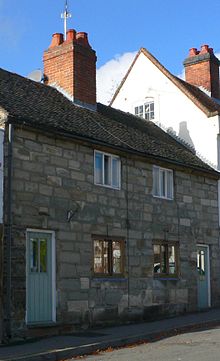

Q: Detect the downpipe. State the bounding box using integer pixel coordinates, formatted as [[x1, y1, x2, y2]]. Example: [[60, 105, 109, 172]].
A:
[[5, 123, 13, 340]]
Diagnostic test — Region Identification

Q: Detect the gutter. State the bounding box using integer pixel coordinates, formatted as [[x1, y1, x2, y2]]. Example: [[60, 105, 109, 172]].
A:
[[5, 122, 13, 339]]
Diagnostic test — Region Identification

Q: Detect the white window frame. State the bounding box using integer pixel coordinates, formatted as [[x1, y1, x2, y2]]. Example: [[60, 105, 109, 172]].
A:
[[94, 150, 121, 190], [153, 165, 173, 200], [134, 100, 155, 121]]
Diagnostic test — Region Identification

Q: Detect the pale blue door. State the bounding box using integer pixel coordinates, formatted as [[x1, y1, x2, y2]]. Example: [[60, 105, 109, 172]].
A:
[[27, 231, 53, 324], [197, 245, 209, 309]]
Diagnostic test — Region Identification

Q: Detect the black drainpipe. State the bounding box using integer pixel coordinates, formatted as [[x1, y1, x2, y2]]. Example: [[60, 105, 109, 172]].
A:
[[5, 122, 13, 340], [125, 156, 130, 310]]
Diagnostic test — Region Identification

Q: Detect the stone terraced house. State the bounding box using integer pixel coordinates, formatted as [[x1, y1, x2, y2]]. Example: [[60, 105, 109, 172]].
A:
[[0, 28, 219, 341]]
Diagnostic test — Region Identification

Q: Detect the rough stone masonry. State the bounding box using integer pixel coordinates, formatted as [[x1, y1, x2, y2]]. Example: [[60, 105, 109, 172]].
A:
[[3, 123, 219, 338]]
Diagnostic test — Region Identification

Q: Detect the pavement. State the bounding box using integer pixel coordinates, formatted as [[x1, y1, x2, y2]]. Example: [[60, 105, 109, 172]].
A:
[[1, 308, 220, 361]]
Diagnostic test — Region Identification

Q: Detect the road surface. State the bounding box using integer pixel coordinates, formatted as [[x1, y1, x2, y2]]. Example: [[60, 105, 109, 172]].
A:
[[68, 326, 220, 361]]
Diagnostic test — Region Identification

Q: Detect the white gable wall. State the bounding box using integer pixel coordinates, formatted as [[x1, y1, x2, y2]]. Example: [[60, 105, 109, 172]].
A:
[[112, 52, 219, 168]]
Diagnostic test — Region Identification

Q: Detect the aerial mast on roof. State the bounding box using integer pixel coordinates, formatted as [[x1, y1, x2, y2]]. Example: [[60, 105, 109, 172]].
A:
[[61, 0, 72, 40]]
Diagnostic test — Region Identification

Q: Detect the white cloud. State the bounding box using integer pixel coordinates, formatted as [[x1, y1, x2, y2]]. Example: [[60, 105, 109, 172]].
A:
[[97, 51, 137, 105]]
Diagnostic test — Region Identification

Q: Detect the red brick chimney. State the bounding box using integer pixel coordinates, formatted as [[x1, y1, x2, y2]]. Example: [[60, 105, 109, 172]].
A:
[[43, 29, 97, 109], [183, 45, 220, 99]]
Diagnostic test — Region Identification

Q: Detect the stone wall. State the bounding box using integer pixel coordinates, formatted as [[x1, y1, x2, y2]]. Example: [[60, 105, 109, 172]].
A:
[[4, 125, 220, 336]]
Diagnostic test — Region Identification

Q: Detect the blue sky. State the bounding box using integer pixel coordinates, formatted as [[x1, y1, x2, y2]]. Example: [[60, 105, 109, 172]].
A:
[[1, 0, 220, 101]]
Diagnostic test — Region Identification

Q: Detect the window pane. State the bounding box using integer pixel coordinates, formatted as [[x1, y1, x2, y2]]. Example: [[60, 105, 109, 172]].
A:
[[30, 238, 38, 273], [145, 112, 150, 121], [94, 240, 109, 274], [145, 103, 150, 113], [168, 245, 176, 274], [104, 155, 111, 186], [40, 239, 47, 273], [112, 158, 120, 188], [95, 152, 103, 184], [145, 103, 149, 120], [103, 241, 109, 274], [167, 170, 173, 199], [160, 169, 166, 197], [135, 105, 143, 117], [154, 245, 161, 273], [197, 250, 205, 275], [153, 166, 159, 196], [94, 240, 103, 273], [161, 245, 166, 273], [139, 105, 143, 117], [150, 110, 154, 120], [112, 241, 122, 273], [144, 102, 154, 120]]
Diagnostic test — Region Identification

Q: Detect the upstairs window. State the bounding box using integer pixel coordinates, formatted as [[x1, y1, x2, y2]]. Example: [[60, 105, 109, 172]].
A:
[[93, 238, 124, 276], [153, 165, 173, 200], [134, 101, 154, 121], [153, 241, 179, 278], [94, 150, 120, 189]]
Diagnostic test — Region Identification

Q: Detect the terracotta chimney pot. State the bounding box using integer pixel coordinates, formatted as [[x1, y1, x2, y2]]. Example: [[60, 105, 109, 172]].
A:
[[189, 48, 198, 57], [49, 33, 64, 48], [200, 44, 209, 54], [66, 29, 76, 42], [76, 32, 90, 47]]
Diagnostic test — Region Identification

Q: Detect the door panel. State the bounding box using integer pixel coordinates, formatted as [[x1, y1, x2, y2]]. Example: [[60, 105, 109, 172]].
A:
[[197, 245, 210, 309], [27, 231, 54, 324]]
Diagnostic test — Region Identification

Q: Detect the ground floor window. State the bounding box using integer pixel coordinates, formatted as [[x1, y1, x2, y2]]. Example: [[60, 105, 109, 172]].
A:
[[153, 241, 179, 277], [93, 237, 124, 276]]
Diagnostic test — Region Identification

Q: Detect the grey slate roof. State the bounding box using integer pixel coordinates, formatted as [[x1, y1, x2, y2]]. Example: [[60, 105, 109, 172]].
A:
[[0, 67, 218, 177]]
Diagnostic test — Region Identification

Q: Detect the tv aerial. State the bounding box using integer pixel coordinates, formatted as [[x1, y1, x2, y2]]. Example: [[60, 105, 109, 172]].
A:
[[61, 0, 72, 40]]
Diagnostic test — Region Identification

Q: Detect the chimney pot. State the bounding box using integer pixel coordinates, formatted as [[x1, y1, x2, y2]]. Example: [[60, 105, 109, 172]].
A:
[[66, 29, 76, 42], [189, 48, 199, 57], [76, 32, 90, 47], [49, 33, 64, 48], [200, 44, 209, 54]]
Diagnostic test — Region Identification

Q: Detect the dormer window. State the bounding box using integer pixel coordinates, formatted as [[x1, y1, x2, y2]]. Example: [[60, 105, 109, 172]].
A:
[[134, 100, 154, 121]]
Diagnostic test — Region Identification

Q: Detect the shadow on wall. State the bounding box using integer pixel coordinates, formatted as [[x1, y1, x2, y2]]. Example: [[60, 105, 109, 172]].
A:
[[178, 121, 195, 149]]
